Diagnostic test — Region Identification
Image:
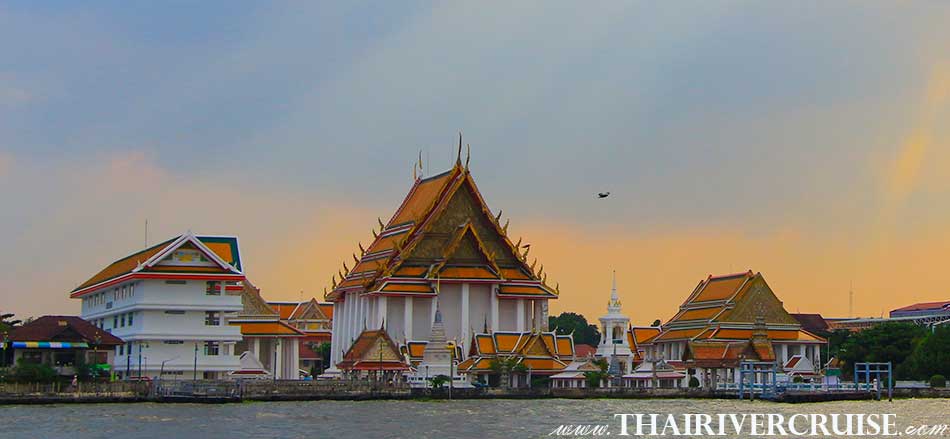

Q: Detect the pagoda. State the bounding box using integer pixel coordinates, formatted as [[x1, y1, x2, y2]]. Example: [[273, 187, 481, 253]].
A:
[[325, 141, 560, 377]]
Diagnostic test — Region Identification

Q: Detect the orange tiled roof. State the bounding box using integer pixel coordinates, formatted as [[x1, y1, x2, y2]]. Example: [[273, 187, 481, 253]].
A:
[[380, 282, 434, 294], [691, 271, 753, 303], [233, 321, 305, 336], [318, 303, 334, 320], [476, 335, 496, 354], [654, 328, 705, 341], [440, 266, 498, 279], [268, 302, 299, 320], [673, 307, 721, 321], [498, 285, 555, 297], [73, 235, 243, 295], [555, 336, 574, 357], [326, 161, 554, 302], [631, 327, 662, 344]]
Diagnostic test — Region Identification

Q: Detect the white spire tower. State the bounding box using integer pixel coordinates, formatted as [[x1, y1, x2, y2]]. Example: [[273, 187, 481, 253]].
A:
[[596, 270, 634, 373]]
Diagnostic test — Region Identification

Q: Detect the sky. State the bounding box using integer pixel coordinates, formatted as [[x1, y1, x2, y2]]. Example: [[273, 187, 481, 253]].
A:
[[1, 2, 949, 325]]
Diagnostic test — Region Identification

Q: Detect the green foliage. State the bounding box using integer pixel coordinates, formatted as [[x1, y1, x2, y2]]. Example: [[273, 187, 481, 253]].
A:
[[929, 374, 946, 388], [837, 322, 927, 380], [430, 374, 450, 389], [688, 376, 700, 387], [530, 376, 550, 388], [793, 376, 804, 383], [0, 313, 22, 333], [593, 358, 608, 372], [584, 371, 607, 388], [12, 359, 56, 383], [548, 312, 601, 346], [651, 319, 662, 327], [907, 326, 950, 380]]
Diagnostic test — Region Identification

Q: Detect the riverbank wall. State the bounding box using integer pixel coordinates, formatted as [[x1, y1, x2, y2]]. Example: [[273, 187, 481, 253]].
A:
[[2, 380, 948, 404]]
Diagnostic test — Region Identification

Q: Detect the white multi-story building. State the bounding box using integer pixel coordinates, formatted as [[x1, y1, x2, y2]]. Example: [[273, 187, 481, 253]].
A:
[[72, 232, 246, 379]]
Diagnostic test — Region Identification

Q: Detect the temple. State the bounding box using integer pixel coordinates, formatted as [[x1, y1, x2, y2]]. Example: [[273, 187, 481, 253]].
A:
[[324, 144, 562, 382], [639, 271, 827, 388]]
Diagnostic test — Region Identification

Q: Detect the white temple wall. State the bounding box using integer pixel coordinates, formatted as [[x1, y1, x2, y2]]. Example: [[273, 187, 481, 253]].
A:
[[385, 296, 406, 340], [468, 284, 491, 333], [438, 284, 462, 341], [498, 299, 517, 331], [412, 297, 434, 341]]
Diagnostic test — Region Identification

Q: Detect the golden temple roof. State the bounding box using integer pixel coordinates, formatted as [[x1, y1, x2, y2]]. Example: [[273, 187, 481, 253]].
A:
[[326, 157, 557, 301]]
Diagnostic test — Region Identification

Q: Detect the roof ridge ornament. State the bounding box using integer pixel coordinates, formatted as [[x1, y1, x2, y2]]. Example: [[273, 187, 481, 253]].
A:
[[465, 144, 471, 170], [457, 132, 463, 166]]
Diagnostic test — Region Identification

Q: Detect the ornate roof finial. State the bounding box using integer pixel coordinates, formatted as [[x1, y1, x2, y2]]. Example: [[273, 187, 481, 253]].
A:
[[343, 261, 349, 273], [457, 132, 463, 166], [378, 217, 385, 230], [495, 209, 503, 223], [503, 219, 509, 234], [465, 144, 471, 170], [358, 242, 365, 254], [608, 270, 621, 312], [352, 253, 360, 265], [372, 228, 378, 239], [514, 237, 522, 248]]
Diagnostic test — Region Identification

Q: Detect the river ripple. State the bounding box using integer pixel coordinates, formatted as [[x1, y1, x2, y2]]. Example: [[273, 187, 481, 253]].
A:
[[1, 398, 948, 438]]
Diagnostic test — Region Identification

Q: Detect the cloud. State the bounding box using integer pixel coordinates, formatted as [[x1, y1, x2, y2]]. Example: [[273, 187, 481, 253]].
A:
[[884, 63, 950, 204]]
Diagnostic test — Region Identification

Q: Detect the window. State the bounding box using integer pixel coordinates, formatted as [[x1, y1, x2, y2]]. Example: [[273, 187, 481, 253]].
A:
[[205, 281, 221, 296], [164, 280, 187, 285], [129, 283, 135, 296], [114, 288, 119, 301], [164, 310, 186, 315], [121, 285, 127, 299], [204, 341, 220, 356], [120, 314, 126, 327], [118, 345, 124, 356], [163, 340, 184, 345], [127, 312, 134, 326], [205, 311, 220, 326], [113, 315, 118, 328]]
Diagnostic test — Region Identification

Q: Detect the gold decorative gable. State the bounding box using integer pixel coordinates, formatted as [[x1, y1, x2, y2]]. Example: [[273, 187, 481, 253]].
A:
[[720, 278, 797, 325], [362, 335, 403, 362], [240, 282, 277, 316]]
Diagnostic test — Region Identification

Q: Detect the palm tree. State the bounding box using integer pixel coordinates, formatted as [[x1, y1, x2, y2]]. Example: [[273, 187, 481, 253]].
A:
[[0, 313, 22, 332]]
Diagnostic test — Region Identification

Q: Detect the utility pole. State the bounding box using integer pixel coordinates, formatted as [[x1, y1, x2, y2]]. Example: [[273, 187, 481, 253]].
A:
[[849, 281, 854, 318], [193, 342, 199, 381]]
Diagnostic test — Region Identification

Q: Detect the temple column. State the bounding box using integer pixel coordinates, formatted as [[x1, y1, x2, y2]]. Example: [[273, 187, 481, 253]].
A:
[[490, 285, 499, 331], [378, 296, 388, 329], [404, 297, 414, 340], [275, 338, 283, 379], [516, 299, 525, 331], [430, 296, 437, 326], [461, 283, 470, 348], [329, 303, 340, 368]]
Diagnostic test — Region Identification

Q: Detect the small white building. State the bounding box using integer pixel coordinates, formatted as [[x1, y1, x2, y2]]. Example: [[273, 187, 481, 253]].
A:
[[595, 272, 635, 373], [72, 232, 246, 380]]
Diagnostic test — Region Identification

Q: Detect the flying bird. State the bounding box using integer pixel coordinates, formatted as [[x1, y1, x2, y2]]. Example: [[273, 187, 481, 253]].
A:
[[597, 192, 611, 199]]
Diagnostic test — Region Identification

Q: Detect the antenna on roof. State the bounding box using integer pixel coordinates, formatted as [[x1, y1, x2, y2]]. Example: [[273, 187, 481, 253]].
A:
[[144, 219, 149, 249], [849, 280, 854, 319]]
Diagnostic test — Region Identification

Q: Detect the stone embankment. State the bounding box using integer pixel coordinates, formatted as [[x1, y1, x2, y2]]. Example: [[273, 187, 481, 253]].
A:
[[1, 380, 948, 404]]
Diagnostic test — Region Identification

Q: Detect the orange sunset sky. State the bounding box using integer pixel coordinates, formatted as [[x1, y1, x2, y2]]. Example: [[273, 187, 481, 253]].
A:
[[1, 3, 949, 324]]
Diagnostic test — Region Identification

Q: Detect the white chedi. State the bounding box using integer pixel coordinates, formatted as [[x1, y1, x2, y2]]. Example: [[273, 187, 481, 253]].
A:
[[595, 271, 635, 373]]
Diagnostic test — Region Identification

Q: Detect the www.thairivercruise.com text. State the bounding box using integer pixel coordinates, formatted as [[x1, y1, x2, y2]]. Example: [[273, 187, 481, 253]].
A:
[[549, 414, 949, 436]]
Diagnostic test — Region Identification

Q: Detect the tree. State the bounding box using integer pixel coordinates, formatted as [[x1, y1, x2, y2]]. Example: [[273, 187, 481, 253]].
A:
[[0, 313, 22, 333], [548, 312, 601, 346], [651, 319, 662, 327], [837, 322, 927, 380], [430, 374, 450, 389], [907, 325, 950, 380], [489, 356, 521, 389]]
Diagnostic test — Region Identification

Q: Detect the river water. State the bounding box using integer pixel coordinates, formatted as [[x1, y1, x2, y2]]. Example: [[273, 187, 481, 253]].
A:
[[2, 399, 948, 438]]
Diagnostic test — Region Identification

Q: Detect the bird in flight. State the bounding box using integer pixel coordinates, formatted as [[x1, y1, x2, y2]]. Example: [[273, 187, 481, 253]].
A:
[[597, 192, 611, 199]]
